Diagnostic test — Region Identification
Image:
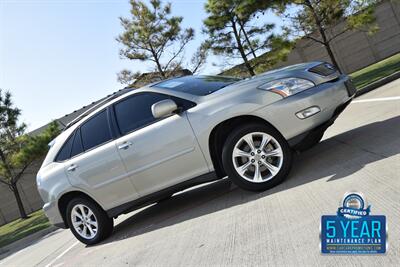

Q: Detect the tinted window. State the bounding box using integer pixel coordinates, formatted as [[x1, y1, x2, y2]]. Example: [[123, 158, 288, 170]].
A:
[[80, 110, 112, 151], [56, 134, 73, 162], [114, 93, 170, 135], [170, 96, 196, 110], [152, 75, 240, 96], [70, 129, 84, 157]]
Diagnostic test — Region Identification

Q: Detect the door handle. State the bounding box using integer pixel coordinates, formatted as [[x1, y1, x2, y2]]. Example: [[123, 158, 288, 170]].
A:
[[67, 164, 78, 172], [118, 142, 132, 150]]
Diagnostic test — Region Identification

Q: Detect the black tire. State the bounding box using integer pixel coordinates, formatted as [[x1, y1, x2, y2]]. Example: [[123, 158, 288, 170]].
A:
[[66, 197, 114, 245], [222, 123, 292, 192]]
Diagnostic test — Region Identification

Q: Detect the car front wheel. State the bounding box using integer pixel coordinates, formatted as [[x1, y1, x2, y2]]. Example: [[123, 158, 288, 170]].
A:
[[66, 197, 114, 245], [222, 123, 293, 192]]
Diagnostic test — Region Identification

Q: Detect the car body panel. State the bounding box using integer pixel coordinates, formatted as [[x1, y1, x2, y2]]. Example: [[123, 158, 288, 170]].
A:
[[253, 76, 350, 141], [186, 74, 350, 171], [64, 140, 139, 210], [37, 61, 354, 228], [37, 162, 71, 226], [115, 112, 209, 196]]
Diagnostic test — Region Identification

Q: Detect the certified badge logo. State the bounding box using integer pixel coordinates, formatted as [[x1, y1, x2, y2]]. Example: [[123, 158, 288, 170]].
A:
[[320, 192, 387, 254], [337, 192, 370, 219]]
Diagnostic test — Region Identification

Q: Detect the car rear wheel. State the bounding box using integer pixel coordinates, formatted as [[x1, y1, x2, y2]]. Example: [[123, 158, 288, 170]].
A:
[[222, 123, 292, 191], [66, 197, 113, 245]]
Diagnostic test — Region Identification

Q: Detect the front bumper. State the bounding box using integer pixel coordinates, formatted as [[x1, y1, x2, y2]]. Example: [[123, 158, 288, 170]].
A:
[[255, 75, 355, 141], [288, 98, 352, 148]]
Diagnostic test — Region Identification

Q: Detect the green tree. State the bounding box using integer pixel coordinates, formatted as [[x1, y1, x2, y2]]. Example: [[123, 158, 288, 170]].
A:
[[117, 0, 201, 84], [278, 0, 378, 73], [0, 89, 60, 219], [188, 42, 209, 74], [117, 44, 208, 86], [203, 0, 284, 76], [117, 69, 141, 85]]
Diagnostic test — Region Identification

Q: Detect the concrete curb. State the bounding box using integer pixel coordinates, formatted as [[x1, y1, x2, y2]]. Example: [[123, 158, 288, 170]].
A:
[[355, 70, 400, 97], [0, 225, 58, 257]]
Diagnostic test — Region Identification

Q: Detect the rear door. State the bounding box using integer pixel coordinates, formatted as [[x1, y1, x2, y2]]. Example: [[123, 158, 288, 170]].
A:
[[112, 92, 209, 196], [64, 109, 139, 210]]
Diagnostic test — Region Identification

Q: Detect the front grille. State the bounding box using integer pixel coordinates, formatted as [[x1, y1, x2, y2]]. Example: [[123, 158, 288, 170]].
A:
[[308, 63, 337, 76]]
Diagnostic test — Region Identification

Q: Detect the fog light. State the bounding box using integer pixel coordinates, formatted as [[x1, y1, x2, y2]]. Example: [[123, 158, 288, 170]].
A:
[[296, 106, 321, 119]]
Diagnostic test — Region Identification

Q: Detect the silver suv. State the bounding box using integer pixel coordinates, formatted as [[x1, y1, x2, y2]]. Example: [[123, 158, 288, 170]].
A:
[[37, 62, 355, 244]]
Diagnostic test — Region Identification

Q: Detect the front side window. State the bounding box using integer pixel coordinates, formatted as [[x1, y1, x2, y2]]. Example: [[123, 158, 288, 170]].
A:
[[114, 93, 170, 135], [80, 110, 112, 151]]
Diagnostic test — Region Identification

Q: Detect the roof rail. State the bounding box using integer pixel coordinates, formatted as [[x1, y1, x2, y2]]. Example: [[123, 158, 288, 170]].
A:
[[64, 88, 133, 130]]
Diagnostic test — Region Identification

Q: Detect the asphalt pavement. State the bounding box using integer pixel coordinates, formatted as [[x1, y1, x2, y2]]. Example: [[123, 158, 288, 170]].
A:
[[1, 79, 399, 267]]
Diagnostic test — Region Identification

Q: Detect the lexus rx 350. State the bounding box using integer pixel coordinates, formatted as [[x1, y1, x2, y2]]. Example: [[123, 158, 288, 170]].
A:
[[37, 62, 356, 244]]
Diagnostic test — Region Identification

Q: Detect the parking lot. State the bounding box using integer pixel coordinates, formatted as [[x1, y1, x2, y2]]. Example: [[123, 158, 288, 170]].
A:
[[1, 80, 399, 266]]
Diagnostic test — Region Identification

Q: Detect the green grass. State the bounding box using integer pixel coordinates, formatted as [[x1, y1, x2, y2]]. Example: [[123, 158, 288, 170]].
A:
[[351, 53, 400, 89], [0, 210, 51, 248]]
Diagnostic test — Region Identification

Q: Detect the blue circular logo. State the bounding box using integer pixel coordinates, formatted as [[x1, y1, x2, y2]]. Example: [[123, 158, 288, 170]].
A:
[[337, 191, 370, 219]]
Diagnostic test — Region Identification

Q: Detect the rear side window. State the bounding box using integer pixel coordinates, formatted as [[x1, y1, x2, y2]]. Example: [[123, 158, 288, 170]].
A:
[[70, 129, 84, 157], [80, 110, 112, 151], [55, 134, 74, 162], [114, 93, 170, 135]]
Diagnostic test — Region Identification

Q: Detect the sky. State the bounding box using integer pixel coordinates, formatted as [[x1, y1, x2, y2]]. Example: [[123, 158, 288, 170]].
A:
[[0, 0, 283, 131]]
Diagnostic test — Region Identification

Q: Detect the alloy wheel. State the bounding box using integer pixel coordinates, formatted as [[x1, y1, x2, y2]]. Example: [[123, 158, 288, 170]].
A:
[[232, 132, 283, 183], [71, 204, 98, 239]]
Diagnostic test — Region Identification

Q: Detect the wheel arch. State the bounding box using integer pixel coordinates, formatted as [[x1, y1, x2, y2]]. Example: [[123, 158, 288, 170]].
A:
[[208, 115, 283, 179], [58, 190, 103, 228]]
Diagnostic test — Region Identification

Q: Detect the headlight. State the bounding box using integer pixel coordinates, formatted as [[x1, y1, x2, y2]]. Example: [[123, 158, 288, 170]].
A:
[[258, 78, 315, 97]]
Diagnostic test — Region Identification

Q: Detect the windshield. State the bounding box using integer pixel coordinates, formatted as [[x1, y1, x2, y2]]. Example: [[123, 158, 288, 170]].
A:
[[152, 75, 240, 96]]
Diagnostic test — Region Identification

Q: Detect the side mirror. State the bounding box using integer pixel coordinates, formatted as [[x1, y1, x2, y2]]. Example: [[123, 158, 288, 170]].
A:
[[151, 99, 179, 119]]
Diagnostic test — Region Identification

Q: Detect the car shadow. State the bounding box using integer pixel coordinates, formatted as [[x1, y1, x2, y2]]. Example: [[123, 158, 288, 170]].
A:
[[96, 115, 400, 246]]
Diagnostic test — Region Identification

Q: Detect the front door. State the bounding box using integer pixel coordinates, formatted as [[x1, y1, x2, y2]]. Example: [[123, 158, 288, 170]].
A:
[[113, 92, 209, 196]]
